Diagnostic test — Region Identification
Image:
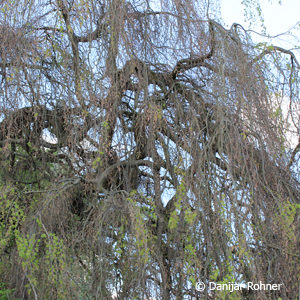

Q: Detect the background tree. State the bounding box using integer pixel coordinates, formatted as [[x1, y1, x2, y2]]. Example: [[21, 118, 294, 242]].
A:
[[0, 0, 299, 299]]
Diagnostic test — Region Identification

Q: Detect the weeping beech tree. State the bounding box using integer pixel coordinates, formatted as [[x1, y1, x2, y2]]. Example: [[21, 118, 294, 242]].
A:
[[0, 0, 299, 299]]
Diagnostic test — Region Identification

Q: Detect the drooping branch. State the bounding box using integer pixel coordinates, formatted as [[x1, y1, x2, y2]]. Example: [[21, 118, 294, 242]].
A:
[[171, 20, 216, 78], [252, 45, 300, 68]]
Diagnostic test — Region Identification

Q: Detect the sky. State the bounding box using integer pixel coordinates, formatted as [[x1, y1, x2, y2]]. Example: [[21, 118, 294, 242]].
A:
[[221, 0, 300, 59], [221, 0, 300, 32], [221, 0, 300, 149]]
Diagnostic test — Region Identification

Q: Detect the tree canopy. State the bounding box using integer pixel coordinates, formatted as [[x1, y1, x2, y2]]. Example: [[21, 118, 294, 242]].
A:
[[0, 0, 299, 299]]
